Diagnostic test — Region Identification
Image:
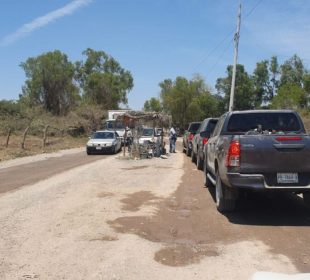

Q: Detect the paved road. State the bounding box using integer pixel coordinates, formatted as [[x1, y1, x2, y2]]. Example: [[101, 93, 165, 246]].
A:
[[0, 152, 106, 194]]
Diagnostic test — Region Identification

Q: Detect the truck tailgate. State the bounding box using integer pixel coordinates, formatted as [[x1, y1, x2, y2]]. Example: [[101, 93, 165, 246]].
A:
[[239, 134, 310, 186]]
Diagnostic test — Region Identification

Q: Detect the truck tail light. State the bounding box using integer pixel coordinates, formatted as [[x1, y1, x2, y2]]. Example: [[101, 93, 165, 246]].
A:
[[226, 140, 240, 167], [189, 133, 194, 141], [276, 136, 302, 141], [203, 137, 209, 145]]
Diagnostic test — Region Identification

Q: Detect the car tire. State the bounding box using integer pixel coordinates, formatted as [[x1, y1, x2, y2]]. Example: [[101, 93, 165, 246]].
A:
[[196, 152, 203, 170], [303, 192, 310, 206], [186, 147, 191, 157], [191, 149, 196, 163], [86, 149, 91, 155], [215, 169, 236, 212]]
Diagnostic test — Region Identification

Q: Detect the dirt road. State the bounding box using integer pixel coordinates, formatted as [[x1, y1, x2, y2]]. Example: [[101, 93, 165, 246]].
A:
[[0, 146, 310, 279]]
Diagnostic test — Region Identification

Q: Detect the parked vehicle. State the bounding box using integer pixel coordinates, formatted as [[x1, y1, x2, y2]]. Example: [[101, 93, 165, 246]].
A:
[[138, 127, 155, 145], [182, 122, 201, 156], [86, 130, 122, 155], [191, 118, 218, 170], [103, 120, 127, 144], [204, 110, 310, 212]]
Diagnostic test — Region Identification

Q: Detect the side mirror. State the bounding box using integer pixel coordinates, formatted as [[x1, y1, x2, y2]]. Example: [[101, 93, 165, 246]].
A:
[[200, 130, 211, 138]]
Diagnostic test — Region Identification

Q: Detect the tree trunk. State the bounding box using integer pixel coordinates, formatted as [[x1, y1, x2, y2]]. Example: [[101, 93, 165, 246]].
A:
[[21, 126, 30, 150], [42, 125, 49, 151], [5, 128, 11, 148]]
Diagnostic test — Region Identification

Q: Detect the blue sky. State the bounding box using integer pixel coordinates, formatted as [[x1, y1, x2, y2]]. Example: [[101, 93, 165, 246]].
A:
[[0, 0, 310, 110]]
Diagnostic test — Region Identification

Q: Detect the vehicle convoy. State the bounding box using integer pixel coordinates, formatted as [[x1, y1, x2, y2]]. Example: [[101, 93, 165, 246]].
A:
[[86, 130, 122, 155], [183, 122, 201, 156], [204, 110, 310, 212], [191, 118, 218, 170]]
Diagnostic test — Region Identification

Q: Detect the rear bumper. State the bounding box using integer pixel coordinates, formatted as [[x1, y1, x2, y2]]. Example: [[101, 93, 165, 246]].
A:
[[227, 172, 310, 191]]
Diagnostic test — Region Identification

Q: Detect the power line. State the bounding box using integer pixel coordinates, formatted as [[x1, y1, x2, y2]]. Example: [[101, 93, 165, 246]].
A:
[[207, 39, 233, 75], [193, 0, 263, 73]]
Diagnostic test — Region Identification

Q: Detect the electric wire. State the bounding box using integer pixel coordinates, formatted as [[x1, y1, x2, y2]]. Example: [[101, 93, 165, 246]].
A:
[[193, 0, 263, 73]]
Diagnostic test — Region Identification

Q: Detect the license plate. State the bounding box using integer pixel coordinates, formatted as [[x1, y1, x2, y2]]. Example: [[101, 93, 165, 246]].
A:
[[277, 173, 298, 184], [96, 146, 102, 150]]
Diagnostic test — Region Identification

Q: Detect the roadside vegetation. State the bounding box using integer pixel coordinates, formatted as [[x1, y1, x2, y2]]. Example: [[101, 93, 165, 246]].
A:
[[144, 54, 310, 132], [0, 48, 133, 161], [1, 50, 310, 161]]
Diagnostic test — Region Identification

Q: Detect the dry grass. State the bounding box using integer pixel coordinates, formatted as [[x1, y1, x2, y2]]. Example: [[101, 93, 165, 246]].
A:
[[0, 134, 87, 162]]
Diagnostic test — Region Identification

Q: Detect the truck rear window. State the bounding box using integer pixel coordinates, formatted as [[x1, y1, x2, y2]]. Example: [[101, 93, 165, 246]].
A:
[[227, 113, 302, 133]]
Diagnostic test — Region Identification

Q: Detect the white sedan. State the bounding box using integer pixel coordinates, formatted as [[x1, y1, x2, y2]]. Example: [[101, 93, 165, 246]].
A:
[[86, 130, 122, 155]]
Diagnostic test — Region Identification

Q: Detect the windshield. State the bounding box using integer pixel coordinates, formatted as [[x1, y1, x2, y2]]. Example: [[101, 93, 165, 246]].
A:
[[142, 128, 154, 136], [106, 121, 125, 130], [92, 132, 115, 139], [227, 113, 302, 133]]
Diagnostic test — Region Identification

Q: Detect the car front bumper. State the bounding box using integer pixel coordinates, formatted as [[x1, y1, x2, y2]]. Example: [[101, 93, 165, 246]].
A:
[[87, 145, 114, 153]]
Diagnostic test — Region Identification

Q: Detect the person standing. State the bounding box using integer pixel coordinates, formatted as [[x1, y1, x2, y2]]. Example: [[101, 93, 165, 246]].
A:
[[169, 125, 177, 153]]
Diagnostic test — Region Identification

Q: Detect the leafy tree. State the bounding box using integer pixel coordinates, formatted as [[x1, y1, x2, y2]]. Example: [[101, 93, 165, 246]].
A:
[[251, 56, 280, 104], [216, 64, 256, 110], [271, 83, 307, 110], [280, 54, 305, 87], [143, 97, 161, 112], [20, 50, 78, 115], [269, 56, 280, 99], [75, 48, 133, 109], [252, 60, 270, 104], [159, 76, 220, 129]]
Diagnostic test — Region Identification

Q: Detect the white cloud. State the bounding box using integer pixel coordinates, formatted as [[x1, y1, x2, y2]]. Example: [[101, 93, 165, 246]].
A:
[[0, 0, 92, 46]]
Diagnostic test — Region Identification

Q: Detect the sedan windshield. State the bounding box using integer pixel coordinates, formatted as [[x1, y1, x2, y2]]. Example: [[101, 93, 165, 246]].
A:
[[92, 132, 115, 139], [142, 128, 154, 136]]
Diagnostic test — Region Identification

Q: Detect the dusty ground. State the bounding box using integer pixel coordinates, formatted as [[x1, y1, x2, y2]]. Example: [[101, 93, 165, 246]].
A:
[[0, 143, 310, 279]]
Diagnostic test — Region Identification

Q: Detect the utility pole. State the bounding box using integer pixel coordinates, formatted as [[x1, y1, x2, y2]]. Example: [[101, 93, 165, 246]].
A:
[[229, 4, 241, 112]]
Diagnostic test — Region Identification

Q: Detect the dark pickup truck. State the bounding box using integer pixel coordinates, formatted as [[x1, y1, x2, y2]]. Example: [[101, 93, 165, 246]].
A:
[[204, 110, 310, 212]]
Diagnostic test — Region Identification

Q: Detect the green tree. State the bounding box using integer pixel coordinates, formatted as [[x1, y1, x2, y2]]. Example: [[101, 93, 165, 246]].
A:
[[271, 83, 307, 110], [143, 97, 161, 112], [159, 76, 220, 128], [280, 54, 305, 87], [75, 48, 133, 109], [252, 60, 270, 104], [20, 50, 78, 115], [216, 64, 256, 110], [269, 56, 280, 99]]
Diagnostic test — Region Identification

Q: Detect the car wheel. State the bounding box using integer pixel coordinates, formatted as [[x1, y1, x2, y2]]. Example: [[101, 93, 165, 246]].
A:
[[86, 148, 91, 155], [196, 152, 203, 170], [186, 147, 191, 157], [191, 149, 196, 163], [303, 192, 310, 206], [215, 169, 236, 212]]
